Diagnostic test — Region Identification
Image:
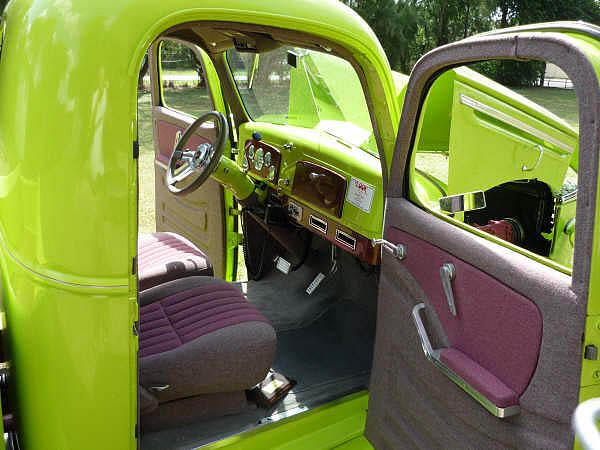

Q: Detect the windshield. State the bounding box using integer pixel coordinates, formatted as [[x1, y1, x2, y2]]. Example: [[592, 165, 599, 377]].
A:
[[226, 46, 378, 156]]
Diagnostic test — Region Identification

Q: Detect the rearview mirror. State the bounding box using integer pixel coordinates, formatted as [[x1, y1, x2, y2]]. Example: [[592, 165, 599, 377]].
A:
[[439, 191, 486, 213]]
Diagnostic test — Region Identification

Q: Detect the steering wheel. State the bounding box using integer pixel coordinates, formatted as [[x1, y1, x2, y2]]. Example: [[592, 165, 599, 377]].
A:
[[166, 111, 229, 195]]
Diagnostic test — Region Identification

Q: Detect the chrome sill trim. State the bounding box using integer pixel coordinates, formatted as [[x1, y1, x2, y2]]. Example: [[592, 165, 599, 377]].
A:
[[460, 94, 573, 154], [411, 303, 520, 419]]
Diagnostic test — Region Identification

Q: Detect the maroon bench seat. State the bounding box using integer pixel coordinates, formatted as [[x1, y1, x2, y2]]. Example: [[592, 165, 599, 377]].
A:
[[138, 276, 276, 430], [138, 232, 213, 291]]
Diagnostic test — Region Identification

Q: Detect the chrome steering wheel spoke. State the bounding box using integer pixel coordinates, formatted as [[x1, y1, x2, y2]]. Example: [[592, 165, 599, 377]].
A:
[[165, 111, 228, 195]]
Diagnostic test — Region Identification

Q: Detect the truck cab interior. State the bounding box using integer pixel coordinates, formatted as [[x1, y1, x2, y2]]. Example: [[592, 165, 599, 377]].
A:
[[137, 23, 382, 449], [135, 20, 580, 450]]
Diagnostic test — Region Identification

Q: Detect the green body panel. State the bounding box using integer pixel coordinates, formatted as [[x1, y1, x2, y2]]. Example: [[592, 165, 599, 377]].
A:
[[204, 391, 370, 450], [447, 80, 573, 195], [0, 0, 599, 443], [237, 123, 383, 238], [0, 0, 397, 447]]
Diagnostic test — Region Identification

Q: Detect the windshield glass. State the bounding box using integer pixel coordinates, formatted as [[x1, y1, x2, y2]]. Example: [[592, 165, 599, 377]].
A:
[[226, 46, 378, 156]]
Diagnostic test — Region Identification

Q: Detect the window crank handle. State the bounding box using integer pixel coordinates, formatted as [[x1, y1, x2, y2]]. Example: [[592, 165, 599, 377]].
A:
[[440, 263, 457, 316]]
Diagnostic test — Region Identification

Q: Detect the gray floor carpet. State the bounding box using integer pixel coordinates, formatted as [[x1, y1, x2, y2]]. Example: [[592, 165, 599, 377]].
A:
[[235, 244, 379, 332]]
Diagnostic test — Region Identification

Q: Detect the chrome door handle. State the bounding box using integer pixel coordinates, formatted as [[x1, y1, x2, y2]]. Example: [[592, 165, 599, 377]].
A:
[[522, 144, 544, 172], [372, 238, 406, 260], [440, 263, 457, 316]]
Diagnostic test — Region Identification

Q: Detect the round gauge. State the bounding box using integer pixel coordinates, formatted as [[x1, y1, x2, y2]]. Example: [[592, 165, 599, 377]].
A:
[[248, 145, 255, 159], [254, 148, 264, 171], [264, 151, 272, 166], [268, 165, 276, 181], [242, 154, 249, 170]]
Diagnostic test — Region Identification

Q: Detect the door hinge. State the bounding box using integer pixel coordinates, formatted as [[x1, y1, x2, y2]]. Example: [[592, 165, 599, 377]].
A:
[[133, 140, 139, 159], [132, 256, 137, 275]]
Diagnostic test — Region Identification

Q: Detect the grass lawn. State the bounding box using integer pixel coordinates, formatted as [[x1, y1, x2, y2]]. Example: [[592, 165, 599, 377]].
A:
[[514, 87, 579, 129]]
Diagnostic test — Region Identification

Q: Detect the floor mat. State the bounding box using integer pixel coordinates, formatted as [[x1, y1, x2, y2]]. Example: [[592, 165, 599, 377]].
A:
[[272, 302, 374, 391], [234, 248, 340, 331]]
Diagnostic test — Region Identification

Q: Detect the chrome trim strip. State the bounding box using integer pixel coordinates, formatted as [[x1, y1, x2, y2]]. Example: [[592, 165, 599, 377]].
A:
[[460, 94, 573, 154], [5, 246, 128, 290], [411, 303, 521, 418]]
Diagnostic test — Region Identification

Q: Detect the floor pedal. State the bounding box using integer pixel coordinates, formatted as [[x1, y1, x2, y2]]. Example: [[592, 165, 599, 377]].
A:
[[306, 272, 326, 295]]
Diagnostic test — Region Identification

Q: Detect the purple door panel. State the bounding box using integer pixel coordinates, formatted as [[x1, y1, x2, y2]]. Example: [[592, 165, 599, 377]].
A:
[[157, 120, 211, 165], [387, 227, 543, 399]]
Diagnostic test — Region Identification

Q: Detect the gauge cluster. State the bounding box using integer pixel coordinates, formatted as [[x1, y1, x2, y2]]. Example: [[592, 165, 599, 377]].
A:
[[242, 139, 281, 182]]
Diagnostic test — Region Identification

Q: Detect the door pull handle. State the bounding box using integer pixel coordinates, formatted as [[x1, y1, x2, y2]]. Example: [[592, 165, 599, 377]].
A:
[[440, 263, 457, 316], [522, 144, 544, 172], [411, 303, 520, 418]]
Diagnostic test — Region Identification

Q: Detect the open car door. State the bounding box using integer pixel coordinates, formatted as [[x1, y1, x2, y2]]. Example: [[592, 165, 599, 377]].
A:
[[149, 39, 236, 280], [365, 24, 600, 449]]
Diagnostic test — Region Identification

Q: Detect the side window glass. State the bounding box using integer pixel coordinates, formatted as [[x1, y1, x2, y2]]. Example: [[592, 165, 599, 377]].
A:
[[411, 61, 578, 270], [159, 40, 213, 117]]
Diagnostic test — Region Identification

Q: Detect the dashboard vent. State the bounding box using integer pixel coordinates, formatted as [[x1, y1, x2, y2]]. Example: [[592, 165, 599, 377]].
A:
[[309, 215, 328, 234], [335, 229, 356, 250]]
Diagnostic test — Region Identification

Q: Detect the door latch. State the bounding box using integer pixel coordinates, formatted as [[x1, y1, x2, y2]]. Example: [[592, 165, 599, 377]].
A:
[[440, 263, 457, 316], [371, 238, 406, 260]]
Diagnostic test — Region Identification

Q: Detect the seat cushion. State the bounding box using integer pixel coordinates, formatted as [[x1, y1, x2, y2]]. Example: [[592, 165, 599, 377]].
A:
[[139, 277, 276, 404], [138, 232, 213, 291]]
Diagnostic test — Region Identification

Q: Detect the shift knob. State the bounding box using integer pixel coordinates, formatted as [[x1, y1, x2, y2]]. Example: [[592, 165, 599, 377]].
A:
[[252, 131, 262, 141]]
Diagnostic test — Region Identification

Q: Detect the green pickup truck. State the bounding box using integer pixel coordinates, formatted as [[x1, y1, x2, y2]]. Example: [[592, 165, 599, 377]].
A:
[[0, 0, 599, 449]]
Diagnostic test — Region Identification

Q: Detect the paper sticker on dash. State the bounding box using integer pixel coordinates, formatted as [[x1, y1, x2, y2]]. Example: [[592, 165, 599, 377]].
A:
[[347, 177, 375, 213]]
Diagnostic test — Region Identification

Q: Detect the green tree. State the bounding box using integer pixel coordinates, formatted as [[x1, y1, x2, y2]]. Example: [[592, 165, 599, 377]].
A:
[[483, 0, 600, 86], [342, 0, 419, 73]]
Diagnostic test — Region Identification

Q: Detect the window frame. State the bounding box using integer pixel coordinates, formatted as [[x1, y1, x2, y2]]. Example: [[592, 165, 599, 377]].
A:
[[157, 38, 215, 118]]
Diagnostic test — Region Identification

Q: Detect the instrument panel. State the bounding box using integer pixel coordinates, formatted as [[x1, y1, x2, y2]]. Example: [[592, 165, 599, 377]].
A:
[[236, 124, 383, 265], [242, 139, 281, 182]]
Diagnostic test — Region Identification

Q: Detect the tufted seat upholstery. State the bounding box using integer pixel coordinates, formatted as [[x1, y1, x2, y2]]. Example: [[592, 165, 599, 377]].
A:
[[138, 232, 213, 291], [138, 276, 276, 430]]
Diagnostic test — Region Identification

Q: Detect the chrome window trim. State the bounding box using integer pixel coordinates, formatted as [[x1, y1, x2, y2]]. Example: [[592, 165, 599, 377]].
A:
[[459, 94, 574, 155]]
